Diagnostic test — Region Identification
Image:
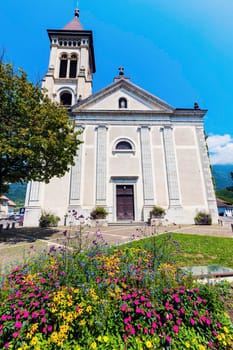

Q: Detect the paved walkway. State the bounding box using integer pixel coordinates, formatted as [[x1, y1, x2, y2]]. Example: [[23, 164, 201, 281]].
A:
[[83, 217, 233, 246]]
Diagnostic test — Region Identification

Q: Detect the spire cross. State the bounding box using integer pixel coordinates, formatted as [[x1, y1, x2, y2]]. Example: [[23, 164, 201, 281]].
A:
[[74, 1, 80, 17]]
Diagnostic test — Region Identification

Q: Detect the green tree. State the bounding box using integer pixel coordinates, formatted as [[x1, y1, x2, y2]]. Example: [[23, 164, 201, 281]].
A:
[[0, 61, 81, 194]]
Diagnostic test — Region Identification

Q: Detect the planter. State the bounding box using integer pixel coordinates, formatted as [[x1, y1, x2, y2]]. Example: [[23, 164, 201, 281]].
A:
[[150, 217, 165, 226], [90, 219, 108, 227]]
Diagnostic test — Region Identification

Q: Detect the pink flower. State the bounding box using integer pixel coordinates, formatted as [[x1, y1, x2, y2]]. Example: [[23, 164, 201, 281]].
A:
[[190, 318, 195, 326], [48, 325, 53, 332], [4, 343, 10, 348], [166, 336, 172, 343], [152, 322, 157, 328], [121, 304, 127, 312], [1, 315, 8, 321], [42, 327, 47, 333], [173, 325, 179, 333], [14, 321, 22, 329], [144, 327, 148, 334], [130, 328, 135, 335], [13, 331, 20, 338], [23, 312, 29, 318], [146, 311, 151, 318], [208, 342, 213, 348]]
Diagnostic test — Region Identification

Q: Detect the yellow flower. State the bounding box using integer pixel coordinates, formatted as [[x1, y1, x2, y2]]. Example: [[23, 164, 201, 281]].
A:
[[90, 342, 97, 349], [30, 336, 39, 346], [79, 319, 86, 326], [97, 335, 102, 342], [223, 326, 229, 333], [198, 345, 206, 350], [103, 335, 109, 343], [145, 340, 153, 348], [86, 305, 92, 313], [185, 341, 190, 348]]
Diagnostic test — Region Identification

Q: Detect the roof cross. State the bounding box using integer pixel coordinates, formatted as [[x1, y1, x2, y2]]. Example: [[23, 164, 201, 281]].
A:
[[119, 66, 124, 76]]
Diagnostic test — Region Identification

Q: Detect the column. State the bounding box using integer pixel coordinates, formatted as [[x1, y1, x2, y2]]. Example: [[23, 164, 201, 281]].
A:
[[161, 126, 181, 207], [196, 127, 218, 222], [139, 126, 155, 219], [96, 125, 108, 206], [69, 127, 84, 207], [161, 126, 183, 223]]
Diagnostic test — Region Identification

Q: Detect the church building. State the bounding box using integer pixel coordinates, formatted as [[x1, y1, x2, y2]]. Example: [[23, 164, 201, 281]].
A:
[[24, 9, 218, 226]]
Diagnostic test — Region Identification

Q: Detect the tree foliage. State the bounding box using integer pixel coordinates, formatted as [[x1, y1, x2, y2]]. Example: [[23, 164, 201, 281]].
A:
[[0, 61, 81, 194]]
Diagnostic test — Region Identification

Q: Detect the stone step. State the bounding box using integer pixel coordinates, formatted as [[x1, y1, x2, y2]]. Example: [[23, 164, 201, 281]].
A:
[[108, 221, 146, 226]]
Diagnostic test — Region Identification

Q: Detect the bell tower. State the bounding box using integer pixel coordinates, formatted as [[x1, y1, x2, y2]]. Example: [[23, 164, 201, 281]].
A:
[[42, 8, 96, 106]]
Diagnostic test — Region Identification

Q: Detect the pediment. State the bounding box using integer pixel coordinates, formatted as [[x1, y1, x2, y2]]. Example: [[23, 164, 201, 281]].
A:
[[72, 78, 174, 113]]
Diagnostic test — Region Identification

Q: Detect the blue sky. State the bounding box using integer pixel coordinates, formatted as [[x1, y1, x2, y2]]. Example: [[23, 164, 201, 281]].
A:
[[1, 0, 233, 164]]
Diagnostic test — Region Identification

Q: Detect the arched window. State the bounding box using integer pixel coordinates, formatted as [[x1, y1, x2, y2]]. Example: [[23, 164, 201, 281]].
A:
[[119, 97, 128, 109], [60, 92, 72, 106], [116, 141, 132, 150], [113, 138, 135, 155], [69, 54, 78, 78], [59, 54, 68, 78]]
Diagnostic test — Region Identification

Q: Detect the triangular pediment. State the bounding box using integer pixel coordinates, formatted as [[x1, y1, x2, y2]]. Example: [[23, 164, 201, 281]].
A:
[[72, 78, 174, 113]]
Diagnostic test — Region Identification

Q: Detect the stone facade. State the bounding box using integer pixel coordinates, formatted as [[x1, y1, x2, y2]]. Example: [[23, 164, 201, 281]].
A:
[[24, 10, 218, 226]]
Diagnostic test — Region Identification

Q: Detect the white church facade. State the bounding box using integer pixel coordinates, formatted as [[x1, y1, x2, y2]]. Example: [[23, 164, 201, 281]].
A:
[[24, 9, 218, 226]]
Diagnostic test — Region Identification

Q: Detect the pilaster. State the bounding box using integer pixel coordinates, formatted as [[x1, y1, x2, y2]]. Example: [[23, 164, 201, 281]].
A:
[[96, 125, 108, 206], [161, 126, 183, 222], [196, 127, 218, 222], [139, 126, 155, 219], [69, 126, 85, 207]]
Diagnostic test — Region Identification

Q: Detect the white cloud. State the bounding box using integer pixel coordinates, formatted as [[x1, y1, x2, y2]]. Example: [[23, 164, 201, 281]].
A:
[[207, 134, 233, 165]]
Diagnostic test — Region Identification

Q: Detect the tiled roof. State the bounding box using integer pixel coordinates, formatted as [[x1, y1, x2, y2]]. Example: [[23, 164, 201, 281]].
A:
[[63, 17, 83, 31]]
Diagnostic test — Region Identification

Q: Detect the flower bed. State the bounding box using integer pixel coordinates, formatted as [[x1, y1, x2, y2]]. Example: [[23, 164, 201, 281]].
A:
[[0, 233, 233, 349]]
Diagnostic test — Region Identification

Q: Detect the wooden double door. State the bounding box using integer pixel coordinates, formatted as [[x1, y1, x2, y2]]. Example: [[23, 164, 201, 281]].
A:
[[116, 185, 135, 221]]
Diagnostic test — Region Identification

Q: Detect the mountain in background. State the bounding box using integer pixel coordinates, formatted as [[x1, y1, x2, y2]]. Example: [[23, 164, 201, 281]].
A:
[[212, 164, 233, 190], [7, 183, 27, 208]]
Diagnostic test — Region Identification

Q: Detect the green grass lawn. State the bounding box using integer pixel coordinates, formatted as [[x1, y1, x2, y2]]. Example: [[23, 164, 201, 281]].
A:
[[126, 232, 233, 268]]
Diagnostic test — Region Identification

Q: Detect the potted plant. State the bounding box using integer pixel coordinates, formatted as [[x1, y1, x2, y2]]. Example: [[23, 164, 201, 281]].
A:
[[149, 205, 166, 226], [90, 206, 108, 227], [39, 211, 60, 227], [194, 211, 212, 225], [150, 205, 166, 218]]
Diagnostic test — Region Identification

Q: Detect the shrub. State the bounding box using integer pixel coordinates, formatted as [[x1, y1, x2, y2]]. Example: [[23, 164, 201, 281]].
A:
[[150, 205, 166, 218], [194, 211, 212, 225], [39, 211, 60, 227], [90, 206, 108, 219]]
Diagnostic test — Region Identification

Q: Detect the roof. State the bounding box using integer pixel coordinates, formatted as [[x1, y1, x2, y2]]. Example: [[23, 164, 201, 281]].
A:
[[63, 8, 83, 31], [0, 195, 9, 201], [0, 195, 16, 206], [63, 17, 83, 31], [8, 200, 16, 207], [72, 76, 175, 113]]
